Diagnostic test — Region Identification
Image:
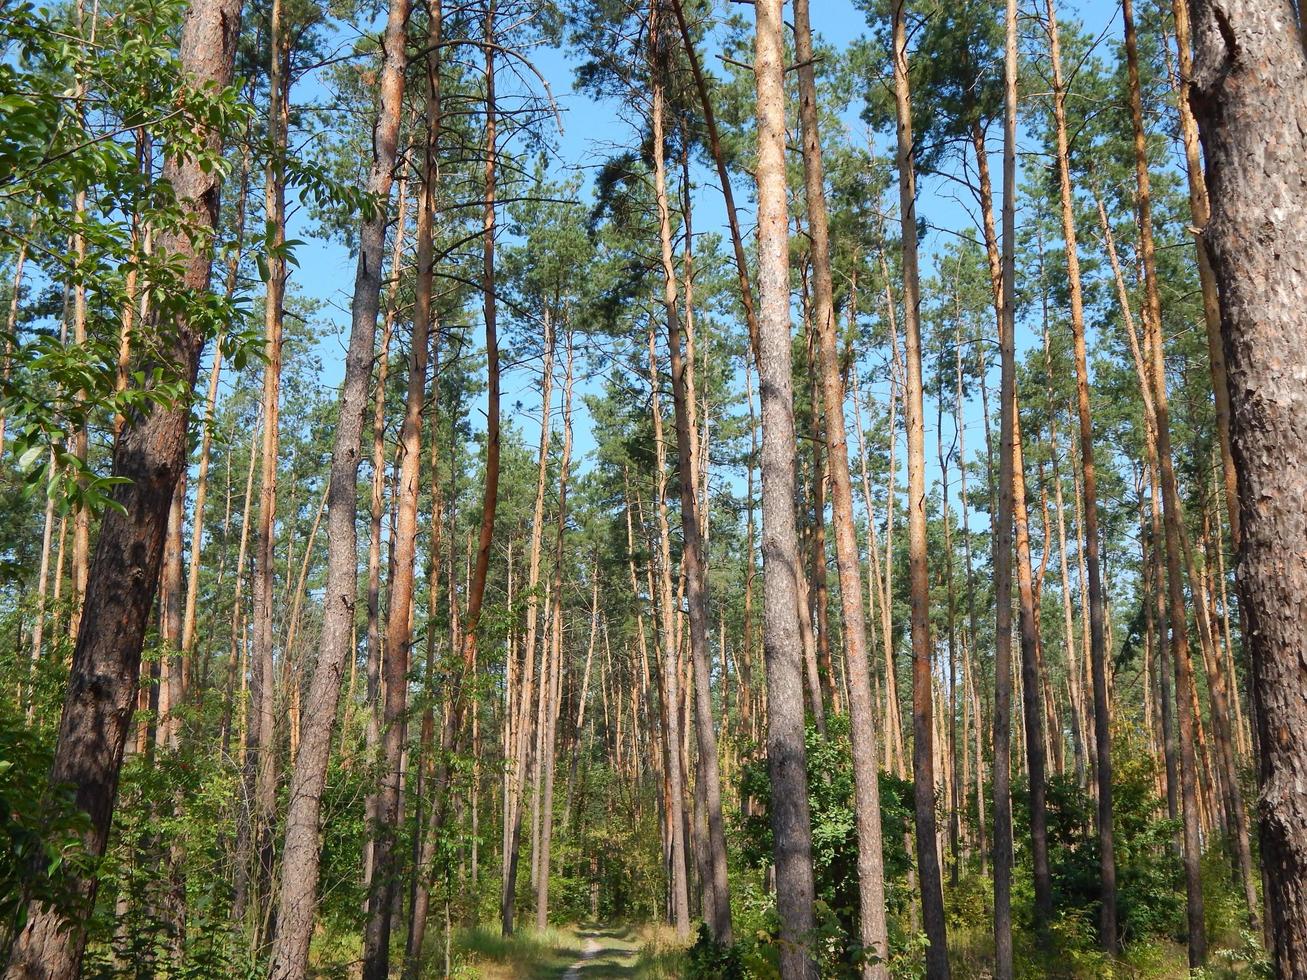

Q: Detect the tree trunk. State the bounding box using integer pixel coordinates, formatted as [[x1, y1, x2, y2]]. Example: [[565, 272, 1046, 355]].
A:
[[1189, 0, 1307, 969], [406, 16, 503, 959], [3, 0, 243, 970], [265, 0, 412, 968], [501, 318, 554, 936], [1012, 406, 1054, 937], [533, 332, 574, 932], [752, 0, 819, 969], [794, 0, 890, 966], [648, 325, 692, 939], [954, 333, 987, 875], [361, 5, 440, 971], [891, 0, 950, 973], [649, 14, 732, 938], [360, 177, 407, 897], [1043, 0, 1117, 943], [668, 0, 760, 366], [179, 133, 252, 669], [249, 2, 289, 923], [992, 0, 1019, 970], [0, 238, 30, 458], [160, 473, 187, 750], [1123, 0, 1207, 962]]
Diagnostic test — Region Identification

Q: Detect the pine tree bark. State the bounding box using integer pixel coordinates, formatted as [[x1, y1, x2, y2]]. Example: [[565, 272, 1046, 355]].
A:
[[1122, 0, 1207, 961], [265, 0, 412, 968], [501, 317, 554, 936], [648, 326, 692, 939], [360, 178, 407, 895], [1043, 0, 1117, 945], [1011, 407, 1053, 936], [649, 10, 732, 938], [2, 0, 243, 970], [248, 3, 289, 920], [533, 332, 573, 932], [753, 0, 819, 969], [793, 0, 890, 967], [890, 0, 950, 973], [361, 5, 440, 969], [1189, 0, 1307, 969], [992, 0, 1019, 970]]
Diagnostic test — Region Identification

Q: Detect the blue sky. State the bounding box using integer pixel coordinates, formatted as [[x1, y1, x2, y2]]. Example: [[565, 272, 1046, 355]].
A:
[[272, 0, 1126, 520]]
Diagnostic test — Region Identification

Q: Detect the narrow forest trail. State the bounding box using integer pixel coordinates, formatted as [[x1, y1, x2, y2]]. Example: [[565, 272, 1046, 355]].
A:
[[555, 927, 641, 978]]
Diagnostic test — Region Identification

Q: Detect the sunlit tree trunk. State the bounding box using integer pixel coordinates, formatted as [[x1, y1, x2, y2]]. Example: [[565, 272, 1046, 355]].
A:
[[264, 0, 412, 970], [992, 0, 1019, 970], [1122, 0, 1206, 961], [649, 19, 732, 936], [501, 316, 554, 936], [890, 0, 950, 972], [534, 332, 574, 932], [361, 6, 440, 971], [1043, 0, 1116, 942], [360, 178, 407, 897], [1011, 406, 1053, 937], [248, 0, 289, 925], [794, 0, 889, 966], [874, 257, 907, 778], [648, 325, 691, 939], [753, 0, 819, 968]]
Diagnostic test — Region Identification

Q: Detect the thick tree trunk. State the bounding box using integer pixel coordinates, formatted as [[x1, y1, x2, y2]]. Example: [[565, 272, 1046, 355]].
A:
[[1189, 0, 1307, 970], [793, 0, 890, 967], [2, 0, 243, 971], [753, 0, 819, 970], [265, 0, 412, 969]]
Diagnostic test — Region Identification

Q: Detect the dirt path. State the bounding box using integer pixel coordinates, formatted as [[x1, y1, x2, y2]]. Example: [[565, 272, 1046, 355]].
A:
[[561, 936, 599, 979], [558, 928, 640, 977]]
